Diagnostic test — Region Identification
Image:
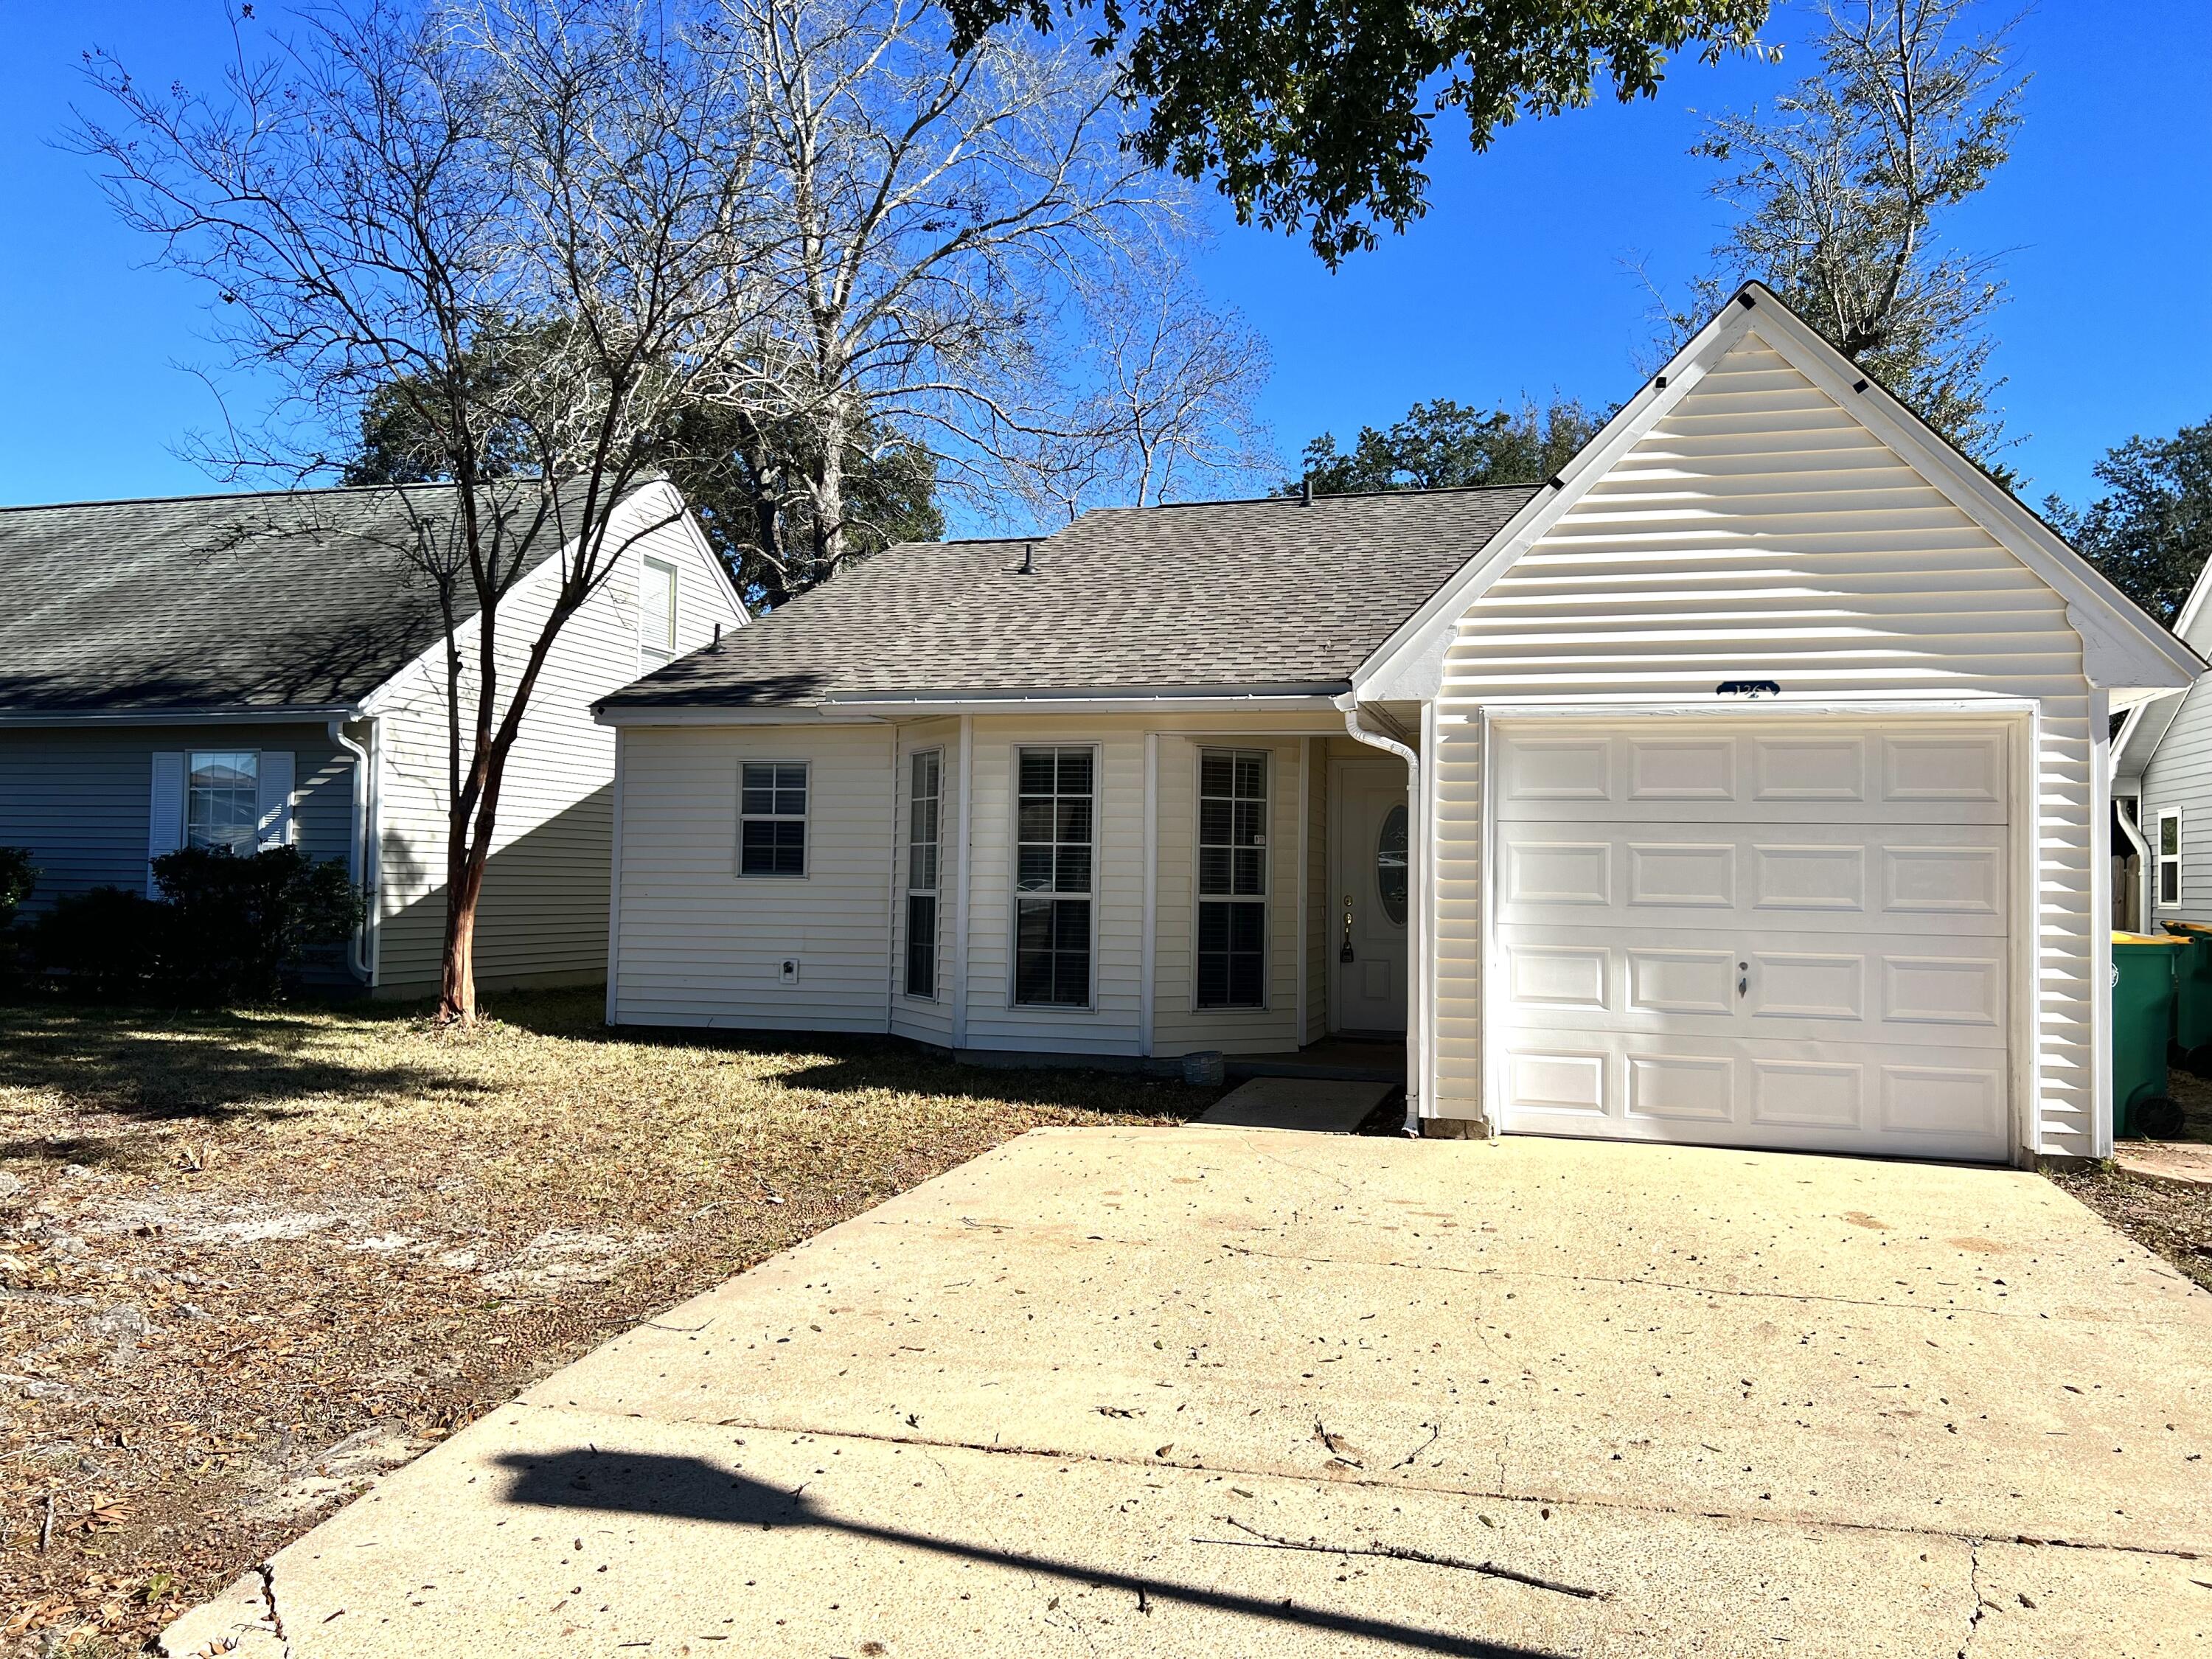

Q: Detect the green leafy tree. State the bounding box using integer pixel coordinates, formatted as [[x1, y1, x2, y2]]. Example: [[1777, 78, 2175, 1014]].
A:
[[1291, 397, 1607, 495], [351, 369, 944, 611], [2048, 417, 2212, 625], [943, 0, 1772, 262], [1659, 0, 2026, 467]]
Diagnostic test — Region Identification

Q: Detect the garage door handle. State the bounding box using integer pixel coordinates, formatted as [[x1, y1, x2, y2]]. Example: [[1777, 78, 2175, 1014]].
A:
[[1738, 961, 1748, 999]]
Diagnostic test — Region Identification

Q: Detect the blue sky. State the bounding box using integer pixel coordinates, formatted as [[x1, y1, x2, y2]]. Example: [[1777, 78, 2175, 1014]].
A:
[[1, 1, 2204, 518]]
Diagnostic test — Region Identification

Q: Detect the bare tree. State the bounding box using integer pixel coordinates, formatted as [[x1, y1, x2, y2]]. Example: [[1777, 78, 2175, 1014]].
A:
[[1009, 249, 1273, 522], [695, 0, 1265, 585], [1651, 0, 2026, 465], [76, 0, 770, 1021]]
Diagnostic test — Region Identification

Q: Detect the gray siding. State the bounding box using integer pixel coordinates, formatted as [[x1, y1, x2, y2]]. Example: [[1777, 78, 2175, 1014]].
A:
[[2136, 675, 2212, 922], [0, 722, 354, 913]]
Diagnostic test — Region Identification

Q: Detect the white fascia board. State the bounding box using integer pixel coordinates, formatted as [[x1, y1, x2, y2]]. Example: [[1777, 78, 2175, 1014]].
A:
[[1352, 299, 1763, 703], [2112, 688, 2186, 782], [1722, 292, 2203, 693], [1353, 282, 2205, 702], [595, 704, 883, 727], [821, 691, 1345, 717]]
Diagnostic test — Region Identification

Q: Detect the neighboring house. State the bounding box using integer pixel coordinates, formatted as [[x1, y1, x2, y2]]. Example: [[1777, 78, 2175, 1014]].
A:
[[599, 284, 2199, 1167], [2112, 557, 2212, 932], [0, 477, 741, 995]]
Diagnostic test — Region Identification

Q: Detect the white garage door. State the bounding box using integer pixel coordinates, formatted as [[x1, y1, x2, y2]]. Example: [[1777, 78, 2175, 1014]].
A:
[[1489, 717, 2014, 1163]]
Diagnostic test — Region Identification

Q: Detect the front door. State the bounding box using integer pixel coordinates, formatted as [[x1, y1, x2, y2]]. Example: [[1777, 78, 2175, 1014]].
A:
[[1331, 760, 1410, 1034]]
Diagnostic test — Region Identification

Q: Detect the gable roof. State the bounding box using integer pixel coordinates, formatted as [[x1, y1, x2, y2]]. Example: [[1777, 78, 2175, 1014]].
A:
[[1354, 282, 2203, 703], [602, 485, 1543, 711], [0, 478, 620, 717]]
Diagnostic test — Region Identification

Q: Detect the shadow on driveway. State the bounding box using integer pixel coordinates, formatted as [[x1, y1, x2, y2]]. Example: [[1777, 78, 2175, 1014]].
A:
[[497, 1447, 1565, 1659]]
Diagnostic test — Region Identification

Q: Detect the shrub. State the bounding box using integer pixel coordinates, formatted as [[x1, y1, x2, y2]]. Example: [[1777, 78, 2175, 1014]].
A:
[[151, 845, 365, 1001], [28, 886, 167, 998], [0, 846, 34, 928]]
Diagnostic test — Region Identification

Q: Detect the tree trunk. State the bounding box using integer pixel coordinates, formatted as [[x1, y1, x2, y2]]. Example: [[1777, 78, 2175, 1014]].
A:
[[438, 844, 489, 1024]]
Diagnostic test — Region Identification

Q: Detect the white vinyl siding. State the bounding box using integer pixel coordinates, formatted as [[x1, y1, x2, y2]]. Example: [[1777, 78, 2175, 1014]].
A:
[[372, 490, 740, 993], [611, 723, 894, 1031], [1429, 329, 2098, 1157]]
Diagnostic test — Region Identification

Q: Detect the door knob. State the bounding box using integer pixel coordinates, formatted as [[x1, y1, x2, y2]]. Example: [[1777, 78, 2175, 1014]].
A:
[[1340, 892, 1355, 963], [1737, 961, 1749, 998]]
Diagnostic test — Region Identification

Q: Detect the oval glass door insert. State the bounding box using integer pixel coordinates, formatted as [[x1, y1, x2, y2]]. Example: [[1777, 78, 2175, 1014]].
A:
[[1376, 804, 1409, 925]]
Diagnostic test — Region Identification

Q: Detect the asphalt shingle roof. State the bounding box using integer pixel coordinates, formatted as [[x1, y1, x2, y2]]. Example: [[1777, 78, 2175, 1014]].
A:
[[608, 484, 1543, 709], [0, 480, 603, 715]]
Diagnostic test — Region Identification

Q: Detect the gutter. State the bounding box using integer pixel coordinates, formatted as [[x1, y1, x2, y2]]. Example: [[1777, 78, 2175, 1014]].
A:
[[0, 703, 360, 728], [596, 687, 1352, 727], [327, 716, 376, 984], [1338, 702, 1424, 1137]]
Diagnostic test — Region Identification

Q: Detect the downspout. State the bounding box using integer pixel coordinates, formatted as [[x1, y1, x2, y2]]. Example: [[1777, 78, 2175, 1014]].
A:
[[1342, 706, 1422, 1135], [2115, 798, 2152, 935], [328, 716, 375, 984]]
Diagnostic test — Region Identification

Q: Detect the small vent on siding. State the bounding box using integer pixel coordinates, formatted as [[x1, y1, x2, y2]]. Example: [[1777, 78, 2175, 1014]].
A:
[[1736, 292, 1756, 309], [1853, 378, 1869, 394]]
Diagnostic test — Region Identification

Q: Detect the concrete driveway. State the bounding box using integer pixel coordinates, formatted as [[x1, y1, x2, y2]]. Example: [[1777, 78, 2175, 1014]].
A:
[[167, 1130, 2211, 1657]]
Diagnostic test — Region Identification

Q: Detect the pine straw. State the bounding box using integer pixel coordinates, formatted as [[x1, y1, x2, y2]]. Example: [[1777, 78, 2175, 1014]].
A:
[[0, 992, 1212, 1653]]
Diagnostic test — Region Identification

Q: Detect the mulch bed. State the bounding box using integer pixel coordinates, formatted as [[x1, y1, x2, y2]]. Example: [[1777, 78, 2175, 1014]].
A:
[[0, 993, 1212, 1654]]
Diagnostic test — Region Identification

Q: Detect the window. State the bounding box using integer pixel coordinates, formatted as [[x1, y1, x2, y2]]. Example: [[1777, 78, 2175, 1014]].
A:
[[187, 751, 260, 852], [905, 751, 942, 998], [639, 557, 678, 667], [1197, 749, 1267, 1008], [1015, 746, 1093, 1006], [2158, 810, 2183, 908], [740, 762, 807, 876]]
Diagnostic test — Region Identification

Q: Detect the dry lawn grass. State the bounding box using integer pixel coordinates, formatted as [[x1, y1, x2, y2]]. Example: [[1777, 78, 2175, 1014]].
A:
[[0, 992, 1213, 1653]]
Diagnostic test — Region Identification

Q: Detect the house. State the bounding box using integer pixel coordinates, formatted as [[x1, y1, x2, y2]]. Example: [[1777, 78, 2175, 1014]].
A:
[[2112, 557, 2212, 931], [597, 285, 2199, 1166], [0, 477, 741, 994]]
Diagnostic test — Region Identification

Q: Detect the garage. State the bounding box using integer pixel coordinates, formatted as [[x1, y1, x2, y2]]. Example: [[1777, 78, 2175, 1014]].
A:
[[1487, 714, 2018, 1162]]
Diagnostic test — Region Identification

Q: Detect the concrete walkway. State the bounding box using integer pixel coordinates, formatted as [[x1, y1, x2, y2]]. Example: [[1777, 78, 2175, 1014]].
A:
[[1192, 1075, 1397, 1132], [164, 1133, 2212, 1657]]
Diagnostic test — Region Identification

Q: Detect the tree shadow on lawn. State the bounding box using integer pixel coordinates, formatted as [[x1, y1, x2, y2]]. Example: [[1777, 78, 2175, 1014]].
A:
[[0, 1002, 463, 1155], [487, 992, 1219, 1121], [496, 1447, 1560, 1658]]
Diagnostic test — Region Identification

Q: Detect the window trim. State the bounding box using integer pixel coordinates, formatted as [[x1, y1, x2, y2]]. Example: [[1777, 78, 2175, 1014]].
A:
[[2157, 807, 2183, 909], [1007, 742, 1100, 1012], [639, 554, 679, 669], [185, 748, 262, 854], [737, 759, 810, 879], [1192, 746, 1271, 1012], [903, 748, 944, 1001]]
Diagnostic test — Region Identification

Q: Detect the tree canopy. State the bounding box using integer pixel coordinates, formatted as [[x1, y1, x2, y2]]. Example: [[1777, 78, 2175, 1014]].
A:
[[1659, 0, 2026, 468], [940, 0, 1772, 263], [1290, 397, 1607, 496], [2050, 417, 2212, 626]]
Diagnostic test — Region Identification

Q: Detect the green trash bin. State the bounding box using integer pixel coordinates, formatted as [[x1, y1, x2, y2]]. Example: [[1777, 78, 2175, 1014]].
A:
[[2160, 920, 2212, 1072], [2112, 932, 2188, 1140]]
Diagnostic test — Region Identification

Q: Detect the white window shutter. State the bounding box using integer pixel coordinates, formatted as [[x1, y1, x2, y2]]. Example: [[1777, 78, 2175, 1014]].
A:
[[147, 752, 184, 896], [256, 751, 296, 849]]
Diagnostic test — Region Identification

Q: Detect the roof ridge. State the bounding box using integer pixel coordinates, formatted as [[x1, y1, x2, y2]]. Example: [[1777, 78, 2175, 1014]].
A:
[[0, 476, 570, 518]]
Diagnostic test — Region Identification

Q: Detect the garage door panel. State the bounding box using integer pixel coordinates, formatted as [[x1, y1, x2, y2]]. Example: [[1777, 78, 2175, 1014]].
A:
[[1488, 714, 2014, 1164], [1493, 723, 2008, 824], [1498, 928, 2006, 1050], [1499, 1027, 2008, 1159], [1498, 824, 2008, 936]]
